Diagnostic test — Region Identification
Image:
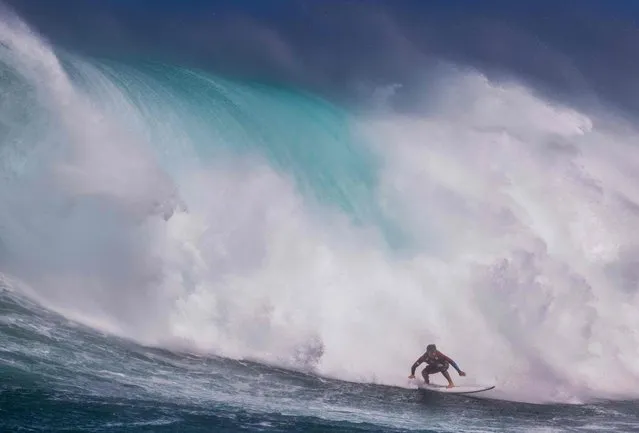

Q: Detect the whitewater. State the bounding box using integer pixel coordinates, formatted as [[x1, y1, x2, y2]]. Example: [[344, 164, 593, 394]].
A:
[[1, 7, 639, 432]]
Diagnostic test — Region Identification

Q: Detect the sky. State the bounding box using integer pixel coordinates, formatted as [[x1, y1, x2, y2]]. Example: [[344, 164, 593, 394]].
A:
[[5, 0, 639, 116]]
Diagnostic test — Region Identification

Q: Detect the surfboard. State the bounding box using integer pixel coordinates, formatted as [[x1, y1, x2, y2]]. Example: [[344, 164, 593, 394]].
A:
[[418, 383, 495, 394]]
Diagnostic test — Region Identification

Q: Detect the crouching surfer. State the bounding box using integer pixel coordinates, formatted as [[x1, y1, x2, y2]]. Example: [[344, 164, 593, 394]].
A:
[[408, 344, 465, 388]]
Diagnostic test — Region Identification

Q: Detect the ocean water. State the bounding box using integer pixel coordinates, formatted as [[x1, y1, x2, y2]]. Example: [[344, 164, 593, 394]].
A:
[[1, 4, 639, 432]]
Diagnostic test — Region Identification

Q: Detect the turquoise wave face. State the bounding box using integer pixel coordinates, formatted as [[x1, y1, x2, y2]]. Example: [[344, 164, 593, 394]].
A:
[[59, 57, 406, 248]]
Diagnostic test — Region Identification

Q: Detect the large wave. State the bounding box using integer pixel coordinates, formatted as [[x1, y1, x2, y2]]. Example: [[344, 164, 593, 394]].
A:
[[1, 11, 639, 406]]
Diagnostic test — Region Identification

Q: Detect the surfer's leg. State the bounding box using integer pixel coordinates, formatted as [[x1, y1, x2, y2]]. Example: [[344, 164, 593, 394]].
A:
[[422, 364, 441, 384], [421, 368, 430, 384], [441, 370, 454, 387]]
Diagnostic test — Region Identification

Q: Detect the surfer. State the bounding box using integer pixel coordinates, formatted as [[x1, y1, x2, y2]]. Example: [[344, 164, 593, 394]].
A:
[[408, 344, 466, 388]]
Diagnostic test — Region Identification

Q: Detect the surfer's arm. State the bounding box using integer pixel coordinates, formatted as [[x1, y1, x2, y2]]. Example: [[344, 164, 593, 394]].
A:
[[438, 352, 464, 374], [410, 355, 426, 376]]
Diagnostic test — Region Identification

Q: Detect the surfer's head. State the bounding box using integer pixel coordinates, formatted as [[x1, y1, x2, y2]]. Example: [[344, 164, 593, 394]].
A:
[[426, 344, 436, 353]]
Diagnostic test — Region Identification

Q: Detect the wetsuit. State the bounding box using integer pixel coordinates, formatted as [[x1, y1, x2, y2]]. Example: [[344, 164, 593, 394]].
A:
[[411, 350, 461, 377]]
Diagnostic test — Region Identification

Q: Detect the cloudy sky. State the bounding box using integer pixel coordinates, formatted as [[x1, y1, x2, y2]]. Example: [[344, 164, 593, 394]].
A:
[[6, 0, 639, 116]]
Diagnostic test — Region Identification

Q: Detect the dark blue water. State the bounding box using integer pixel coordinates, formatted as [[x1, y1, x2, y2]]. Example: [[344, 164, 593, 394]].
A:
[[1, 286, 637, 432]]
